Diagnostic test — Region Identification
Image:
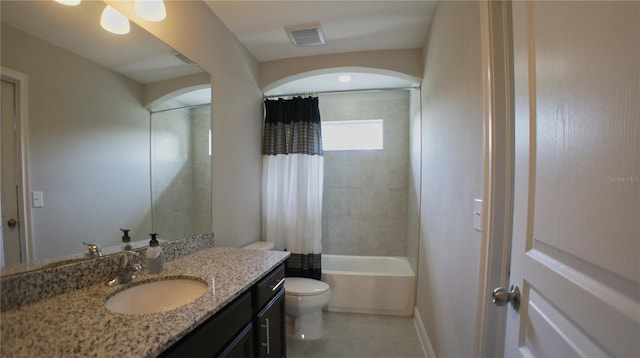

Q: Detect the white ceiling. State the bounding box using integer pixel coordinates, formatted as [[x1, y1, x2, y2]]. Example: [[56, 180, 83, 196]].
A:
[[204, 0, 437, 63]]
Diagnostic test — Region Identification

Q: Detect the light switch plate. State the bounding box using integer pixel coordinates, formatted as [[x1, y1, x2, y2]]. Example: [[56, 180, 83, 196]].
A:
[[32, 191, 44, 208], [473, 199, 482, 232]]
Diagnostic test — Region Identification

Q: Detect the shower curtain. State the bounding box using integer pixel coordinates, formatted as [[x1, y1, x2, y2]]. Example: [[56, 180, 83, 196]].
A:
[[262, 96, 324, 280]]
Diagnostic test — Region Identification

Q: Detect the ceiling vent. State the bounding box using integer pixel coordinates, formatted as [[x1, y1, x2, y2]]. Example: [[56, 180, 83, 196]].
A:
[[286, 23, 326, 46], [171, 50, 195, 65]]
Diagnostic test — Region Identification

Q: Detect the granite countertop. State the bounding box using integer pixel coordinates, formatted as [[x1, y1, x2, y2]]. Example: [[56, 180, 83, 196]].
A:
[[0, 247, 289, 358]]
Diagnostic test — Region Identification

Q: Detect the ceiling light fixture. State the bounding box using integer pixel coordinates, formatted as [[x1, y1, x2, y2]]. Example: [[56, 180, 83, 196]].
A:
[[100, 5, 130, 35], [134, 0, 167, 22], [337, 75, 352, 83], [54, 0, 81, 6]]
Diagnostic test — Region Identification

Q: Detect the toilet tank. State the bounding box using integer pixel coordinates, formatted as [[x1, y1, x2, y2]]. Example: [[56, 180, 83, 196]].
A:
[[242, 241, 275, 251]]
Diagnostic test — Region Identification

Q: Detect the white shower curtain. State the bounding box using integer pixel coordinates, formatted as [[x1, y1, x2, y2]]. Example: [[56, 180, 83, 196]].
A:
[[261, 96, 324, 279], [261, 154, 323, 253]]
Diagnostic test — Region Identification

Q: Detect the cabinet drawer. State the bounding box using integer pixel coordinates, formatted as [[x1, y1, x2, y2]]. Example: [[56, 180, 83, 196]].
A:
[[254, 264, 285, 310]]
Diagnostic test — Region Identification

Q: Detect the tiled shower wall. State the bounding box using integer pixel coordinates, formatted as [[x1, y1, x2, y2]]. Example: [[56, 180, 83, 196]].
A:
[[320, 90, 413, 257], [191, 106, 212, 234], [152, 107, 193, 240], [151, 105, 211, 240]]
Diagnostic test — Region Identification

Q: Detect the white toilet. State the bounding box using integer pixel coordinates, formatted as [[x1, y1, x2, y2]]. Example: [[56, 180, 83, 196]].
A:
[[242, 241, 331, 340], [283, 277, 331, 340]]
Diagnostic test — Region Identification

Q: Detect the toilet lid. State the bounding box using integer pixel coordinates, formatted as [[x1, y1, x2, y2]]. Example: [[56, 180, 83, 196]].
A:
[[284, 278, 330, 296]]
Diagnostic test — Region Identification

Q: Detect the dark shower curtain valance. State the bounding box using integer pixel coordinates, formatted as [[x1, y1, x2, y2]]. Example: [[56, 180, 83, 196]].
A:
[[263, 96, 324, 156]]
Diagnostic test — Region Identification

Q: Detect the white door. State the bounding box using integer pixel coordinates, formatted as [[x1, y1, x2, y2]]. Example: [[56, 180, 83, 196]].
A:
[[1, 79, 23, 265], [503, 1, 640, 357]]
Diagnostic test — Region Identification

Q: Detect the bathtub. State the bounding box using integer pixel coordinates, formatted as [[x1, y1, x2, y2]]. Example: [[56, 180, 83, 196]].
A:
[[321, 255, 416, 316]]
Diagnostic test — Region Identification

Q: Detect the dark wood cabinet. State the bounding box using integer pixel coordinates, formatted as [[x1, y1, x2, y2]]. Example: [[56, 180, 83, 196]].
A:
[[253, 264, 286, 358], [159, 290, 252, 358], [255, 289, 285, 357], [218, 324, 254, 358], [253, 265, 287, 358], [159, 264, 286, 358]]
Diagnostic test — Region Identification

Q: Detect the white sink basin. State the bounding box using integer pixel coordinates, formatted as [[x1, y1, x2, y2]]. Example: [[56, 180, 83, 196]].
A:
[[105, 277, 208, 314]]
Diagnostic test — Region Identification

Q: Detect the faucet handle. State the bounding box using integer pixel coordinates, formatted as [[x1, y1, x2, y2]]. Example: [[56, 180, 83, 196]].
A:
[[107, 251, 142, 286], [83, 242, 102, 258], [119, 250, 139, 267]]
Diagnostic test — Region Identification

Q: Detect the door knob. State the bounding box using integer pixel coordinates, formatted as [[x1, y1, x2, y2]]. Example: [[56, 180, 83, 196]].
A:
[[492, 284, 520, 311], [7, 218, 17, 228]]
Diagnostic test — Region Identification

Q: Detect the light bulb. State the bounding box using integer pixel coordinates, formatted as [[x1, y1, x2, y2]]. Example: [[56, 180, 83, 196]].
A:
[[134, 0, 166, 22], [54, 0, 81, 5], [100, 5, 130, 35]]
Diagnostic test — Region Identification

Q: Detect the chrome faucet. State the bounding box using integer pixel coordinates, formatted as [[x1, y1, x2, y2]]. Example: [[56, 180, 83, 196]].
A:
[[83, 242, 102, 258], [107, 251, 142, 286]]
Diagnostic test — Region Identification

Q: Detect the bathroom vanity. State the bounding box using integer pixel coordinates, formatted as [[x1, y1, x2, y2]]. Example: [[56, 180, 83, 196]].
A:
[[0, 241, 289, 357], [161, 264, 286, 357]]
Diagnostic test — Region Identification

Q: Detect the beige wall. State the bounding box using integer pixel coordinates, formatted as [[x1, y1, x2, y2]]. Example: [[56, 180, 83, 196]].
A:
[[107, 1, 262, 247], [416, 1, 484, 357]]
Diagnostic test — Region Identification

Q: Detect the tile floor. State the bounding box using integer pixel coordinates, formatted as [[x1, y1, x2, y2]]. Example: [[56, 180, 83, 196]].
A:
[[286, 312, 425, 358]]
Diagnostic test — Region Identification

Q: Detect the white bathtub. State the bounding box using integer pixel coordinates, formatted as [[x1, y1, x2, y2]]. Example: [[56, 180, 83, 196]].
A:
[[321, 255, 416, 316]]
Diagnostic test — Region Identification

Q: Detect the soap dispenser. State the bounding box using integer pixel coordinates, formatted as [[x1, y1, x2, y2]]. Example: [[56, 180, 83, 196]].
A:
[[120, 228, 132, 251], [146, 233, 163, 274]]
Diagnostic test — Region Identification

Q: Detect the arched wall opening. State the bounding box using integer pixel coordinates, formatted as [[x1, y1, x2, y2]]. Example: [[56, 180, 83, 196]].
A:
[[263, 66, 421, 97], [144, 72, 211, 110], [261, 66, 423, 276]]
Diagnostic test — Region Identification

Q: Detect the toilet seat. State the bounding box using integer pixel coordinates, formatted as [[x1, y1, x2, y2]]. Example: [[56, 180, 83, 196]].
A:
[[285, 278, 330, 296]]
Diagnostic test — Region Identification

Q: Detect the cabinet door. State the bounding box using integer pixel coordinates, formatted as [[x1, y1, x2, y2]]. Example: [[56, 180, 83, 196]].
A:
[[218, 324, 253, 358], [160, 291, 252, 358], [255, 289, 286, 358]]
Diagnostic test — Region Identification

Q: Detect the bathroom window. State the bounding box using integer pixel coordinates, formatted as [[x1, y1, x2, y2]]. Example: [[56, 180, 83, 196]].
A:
[[321, 119, 384, 151]]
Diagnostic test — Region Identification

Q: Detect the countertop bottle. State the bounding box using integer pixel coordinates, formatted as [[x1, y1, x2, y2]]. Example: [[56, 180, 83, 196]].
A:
[[120, 229, 132, 251], [146, 233, 163, 274]]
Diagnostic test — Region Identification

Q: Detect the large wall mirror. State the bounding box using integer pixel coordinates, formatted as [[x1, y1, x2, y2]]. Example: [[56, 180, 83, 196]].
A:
[[0, 0, 212, 275]]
